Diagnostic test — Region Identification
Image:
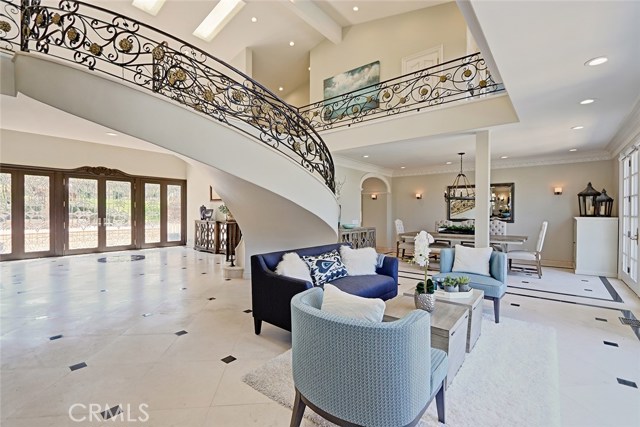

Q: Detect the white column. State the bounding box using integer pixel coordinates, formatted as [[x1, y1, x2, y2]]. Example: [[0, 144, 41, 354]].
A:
[[475, 131, 490, 248]]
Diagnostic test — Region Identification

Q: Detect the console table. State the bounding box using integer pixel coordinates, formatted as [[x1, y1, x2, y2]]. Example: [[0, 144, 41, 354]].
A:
[[338, 226, 376, 249], [194, 220, 242, 261]]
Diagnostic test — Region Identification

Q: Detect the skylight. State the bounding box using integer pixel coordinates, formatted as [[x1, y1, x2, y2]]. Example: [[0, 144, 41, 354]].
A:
[[132, 0, 166, 16], [193, 0, 246, 42]]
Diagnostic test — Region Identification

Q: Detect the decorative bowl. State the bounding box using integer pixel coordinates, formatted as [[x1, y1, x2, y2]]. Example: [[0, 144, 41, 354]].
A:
[[341, 224, 357, 229]]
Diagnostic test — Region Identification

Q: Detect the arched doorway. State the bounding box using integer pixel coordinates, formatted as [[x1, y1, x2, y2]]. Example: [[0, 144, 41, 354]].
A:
[[361, 176, 391, 251]]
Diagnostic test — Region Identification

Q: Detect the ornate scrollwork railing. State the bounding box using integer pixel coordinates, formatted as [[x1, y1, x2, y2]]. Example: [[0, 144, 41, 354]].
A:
[[0, 0, 335, 191], [298, 53, 504, 131]]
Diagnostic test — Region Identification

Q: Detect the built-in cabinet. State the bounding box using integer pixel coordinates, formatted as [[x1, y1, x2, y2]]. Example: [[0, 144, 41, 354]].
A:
[[573, 217, 618, 277], [194, 220, 241, 261]]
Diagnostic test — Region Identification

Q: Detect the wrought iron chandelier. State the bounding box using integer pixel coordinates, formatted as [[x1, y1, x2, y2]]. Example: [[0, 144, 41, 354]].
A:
[[444, 153, 475, 213]]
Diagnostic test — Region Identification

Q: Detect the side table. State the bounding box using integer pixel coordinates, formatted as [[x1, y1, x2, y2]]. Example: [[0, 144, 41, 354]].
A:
[[435, 289, 484, 353]]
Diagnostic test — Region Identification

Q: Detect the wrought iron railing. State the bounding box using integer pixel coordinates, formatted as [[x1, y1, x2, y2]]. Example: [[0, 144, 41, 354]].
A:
[[0, 0, 335, 191], [298, 53, 504, 131]]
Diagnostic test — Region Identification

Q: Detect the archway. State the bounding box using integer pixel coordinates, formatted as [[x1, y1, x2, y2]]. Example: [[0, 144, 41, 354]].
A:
[[361, 175, 391, 251]]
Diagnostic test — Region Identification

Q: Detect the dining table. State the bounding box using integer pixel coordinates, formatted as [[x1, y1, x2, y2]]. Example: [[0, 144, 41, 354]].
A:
[[399, 231, 528, 246]]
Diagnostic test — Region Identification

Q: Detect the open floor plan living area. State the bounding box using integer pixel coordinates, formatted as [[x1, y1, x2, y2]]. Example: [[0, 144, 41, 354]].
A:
[[1, 0, 639, 426]]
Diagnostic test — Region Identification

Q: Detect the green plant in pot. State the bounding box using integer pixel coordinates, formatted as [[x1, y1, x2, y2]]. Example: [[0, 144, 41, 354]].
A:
[[457, 276, 471, 292], [443, 276, 459, 293]]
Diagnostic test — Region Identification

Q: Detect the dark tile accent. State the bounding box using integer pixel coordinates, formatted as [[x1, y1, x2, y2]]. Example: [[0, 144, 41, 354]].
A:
[[139, 273, 144, 276], [182, 267, 187, 269], [175, 330, 188, 336], [603, 341, 619, 347], [584, 289, 593, 292], [142, 313, 153, 317], [224, 279, 231, 281], [98, 255, 145, 263], [100, 289, 108, 292], [17, 291, 27, 294], [599, 277, 624, 303], [617, 378, 638, 389], [49, 334, 63, 341], [221, 355, 236, 364], [201, 272, 207, 275], [243, 309, 252, 313], [620, 317, 640, 328], [181, 287, 187, 290], [101, 405, 122, 420], [521, 281, 530, 284], [208, 297, 216, 301], [69, 362, 87, 371], [510, 303, 520, 307], [216, 262, 220, 265], [581, 279, 589, 282], [596, 317, 608, 322], [506, 286, 615, 302], [58, 264, 63, 267]]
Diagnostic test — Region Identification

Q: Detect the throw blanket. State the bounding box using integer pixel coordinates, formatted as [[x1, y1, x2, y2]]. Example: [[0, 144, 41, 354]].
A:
[[376, 253, 386, 268]]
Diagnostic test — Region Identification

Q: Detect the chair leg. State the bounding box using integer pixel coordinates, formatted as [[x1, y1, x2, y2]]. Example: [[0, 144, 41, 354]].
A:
[[435, 383, 446, 424], [253, 317, 262, 335], [508, 259, 512, 271], [493, 298, 500, 323], [290, 389, 306, 427], [537, 257, 542, 278], [396, 242, 400, 258], [402, 249, 406, 259]]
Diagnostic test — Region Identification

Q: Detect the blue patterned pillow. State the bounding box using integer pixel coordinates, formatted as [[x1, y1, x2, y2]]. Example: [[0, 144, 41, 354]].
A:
[[302, 250, 348, 286]]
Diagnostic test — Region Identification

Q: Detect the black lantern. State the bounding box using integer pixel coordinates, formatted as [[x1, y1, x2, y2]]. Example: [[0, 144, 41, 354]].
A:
[[577, 182, 600, 216], [595, 189, 614, 217]]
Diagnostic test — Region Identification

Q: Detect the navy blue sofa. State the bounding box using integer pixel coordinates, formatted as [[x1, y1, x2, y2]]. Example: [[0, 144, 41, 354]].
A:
[[251, 243, 398, 334]]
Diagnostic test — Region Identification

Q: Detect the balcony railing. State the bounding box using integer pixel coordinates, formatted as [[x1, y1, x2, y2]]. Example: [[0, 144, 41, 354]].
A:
[[0, 0, 335, 191], [298, 53, 504, 131]]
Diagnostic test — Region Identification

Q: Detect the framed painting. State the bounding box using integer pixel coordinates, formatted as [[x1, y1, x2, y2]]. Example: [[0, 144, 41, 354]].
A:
[[323, 61, 380, 120]]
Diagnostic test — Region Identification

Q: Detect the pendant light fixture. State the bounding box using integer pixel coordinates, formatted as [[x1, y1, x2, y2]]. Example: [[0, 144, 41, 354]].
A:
[[444, 153, 475, 215]]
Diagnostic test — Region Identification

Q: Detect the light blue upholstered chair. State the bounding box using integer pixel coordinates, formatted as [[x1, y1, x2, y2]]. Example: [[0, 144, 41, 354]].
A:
[[290, 288, 448, 427], [434, 248, 508, 323]]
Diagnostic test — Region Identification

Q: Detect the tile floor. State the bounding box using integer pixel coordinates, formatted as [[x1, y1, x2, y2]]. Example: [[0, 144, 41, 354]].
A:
[[1, 247, 639, 426]]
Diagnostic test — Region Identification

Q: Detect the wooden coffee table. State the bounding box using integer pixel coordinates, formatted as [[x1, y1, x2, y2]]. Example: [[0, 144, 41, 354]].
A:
[[385, 296, 468, 388]]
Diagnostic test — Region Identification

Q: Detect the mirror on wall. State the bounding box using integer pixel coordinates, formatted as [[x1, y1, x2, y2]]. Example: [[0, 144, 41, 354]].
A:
[[447, 182, 515, 223]]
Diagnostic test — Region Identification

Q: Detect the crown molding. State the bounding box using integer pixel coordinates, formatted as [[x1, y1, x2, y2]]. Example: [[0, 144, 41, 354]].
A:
[[332, 155, 393, 176], [607, 94, 640, 158], [391, 150, 613, 177]]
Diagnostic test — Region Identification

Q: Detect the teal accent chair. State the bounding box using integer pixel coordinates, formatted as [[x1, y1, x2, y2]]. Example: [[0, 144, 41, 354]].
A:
[[289, 288, 448, 427], [434, 248, 508, 323]]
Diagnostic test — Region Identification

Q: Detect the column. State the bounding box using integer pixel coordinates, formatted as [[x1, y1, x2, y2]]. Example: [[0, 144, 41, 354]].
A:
[[475, 131, 490, 248]]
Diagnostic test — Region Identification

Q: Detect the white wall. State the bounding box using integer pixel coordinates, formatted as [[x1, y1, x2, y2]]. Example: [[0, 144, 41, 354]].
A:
[[392, 160, 616, 266], [285, 81, 310, 107], [309, 2, 467, 103], [185, 161, 225, 247], [362, 177, 389, 248], [335, 164, 365, 226]]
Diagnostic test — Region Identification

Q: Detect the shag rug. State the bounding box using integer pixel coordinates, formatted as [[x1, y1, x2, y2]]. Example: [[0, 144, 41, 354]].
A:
[[243, 314, 561, 427]]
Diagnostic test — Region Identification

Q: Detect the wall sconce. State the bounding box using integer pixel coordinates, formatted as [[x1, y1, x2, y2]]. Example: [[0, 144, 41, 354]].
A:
[[415, 193, 422, 199], [554, 187, 563, 195], [371, 194, 377, 200]]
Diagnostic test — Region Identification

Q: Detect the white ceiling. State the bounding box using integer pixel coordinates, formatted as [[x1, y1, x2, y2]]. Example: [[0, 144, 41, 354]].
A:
[[2, 0, 639, 173]]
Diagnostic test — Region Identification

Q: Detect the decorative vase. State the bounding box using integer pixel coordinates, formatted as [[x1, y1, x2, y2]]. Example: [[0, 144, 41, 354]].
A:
[[459, 283, 471, 292], [444, 285, 458, 293], [414, 292, 436, 312], [226, 213, 235, 222]]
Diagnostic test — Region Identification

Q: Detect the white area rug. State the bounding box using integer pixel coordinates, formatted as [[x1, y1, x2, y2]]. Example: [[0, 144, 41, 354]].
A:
[[243, 314, 561, 427]]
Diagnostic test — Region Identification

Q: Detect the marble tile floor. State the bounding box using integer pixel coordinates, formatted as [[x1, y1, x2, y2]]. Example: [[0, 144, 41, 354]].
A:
[[1, 247, 639, 426]]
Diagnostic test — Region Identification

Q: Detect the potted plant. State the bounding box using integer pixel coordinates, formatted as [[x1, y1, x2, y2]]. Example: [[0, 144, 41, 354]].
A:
[[443, 276, 459, 293], [218, 204, 234, 221], [412, 231, 436, 312], [457, 276, 471, 292]]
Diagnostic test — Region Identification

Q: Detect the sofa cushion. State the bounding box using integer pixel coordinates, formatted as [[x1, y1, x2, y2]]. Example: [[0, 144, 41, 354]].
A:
[[330, 274, 397, 300], [433, 272, 506, 299], [275, 252, 312, 283], [302, 250, 348, 286], [260, 243, 349, 271], [339, 246, 377, 276], [321, 284, 385, 322], [452, 245, 493, 276]]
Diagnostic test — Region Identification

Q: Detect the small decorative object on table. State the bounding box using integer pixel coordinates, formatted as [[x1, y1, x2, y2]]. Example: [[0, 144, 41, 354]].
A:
[[457, 276, 471, 292], [443, 276, 459, 293], [218, 204, 234, 221], [412, 231, 435, 312]]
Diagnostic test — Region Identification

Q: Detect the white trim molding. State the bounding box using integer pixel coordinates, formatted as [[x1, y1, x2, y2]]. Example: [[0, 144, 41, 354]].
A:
[[333, 155, 394, 176], [608, 94, 640, 158]]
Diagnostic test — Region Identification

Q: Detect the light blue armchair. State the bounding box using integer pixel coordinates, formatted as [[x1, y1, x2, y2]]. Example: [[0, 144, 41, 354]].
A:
[[434, 248, 508, 323], [290, 288, 447, 427]]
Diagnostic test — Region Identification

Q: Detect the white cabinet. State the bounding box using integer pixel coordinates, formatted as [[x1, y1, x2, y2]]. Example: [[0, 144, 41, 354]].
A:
[[574, 217, 618, 277]]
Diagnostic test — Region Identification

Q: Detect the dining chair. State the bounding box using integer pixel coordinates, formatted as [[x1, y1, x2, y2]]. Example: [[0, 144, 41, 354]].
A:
[[395, 219, 416, 259], [507, 221, 548, 278], [490, 219, 508, 252]]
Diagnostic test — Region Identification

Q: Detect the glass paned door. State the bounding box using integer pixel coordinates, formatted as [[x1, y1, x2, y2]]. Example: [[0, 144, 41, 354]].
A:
[[144, 183, 161, 244], [68, 177, 99, 250], [0, 173, 11, 254], [167, 184, 182, 242], [621, 150, 639, 294], [105, 180, 132, 247], [24, 174, 51, 253]]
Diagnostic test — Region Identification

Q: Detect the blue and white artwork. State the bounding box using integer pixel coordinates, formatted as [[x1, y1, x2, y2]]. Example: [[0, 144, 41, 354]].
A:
[[323, 61, 380, 120]]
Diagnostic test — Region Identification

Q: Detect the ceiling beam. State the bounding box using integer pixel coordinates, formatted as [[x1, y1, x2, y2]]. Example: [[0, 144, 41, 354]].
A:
[[285, 0, 342, 44]]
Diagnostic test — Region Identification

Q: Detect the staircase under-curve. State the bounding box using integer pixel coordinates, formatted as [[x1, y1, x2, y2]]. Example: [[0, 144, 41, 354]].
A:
[[3, 54, 338, 271]]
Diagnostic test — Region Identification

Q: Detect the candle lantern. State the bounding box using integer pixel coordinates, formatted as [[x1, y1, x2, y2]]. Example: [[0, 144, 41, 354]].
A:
[[595, 189, 614, 217], [577, 182, 600, 217]]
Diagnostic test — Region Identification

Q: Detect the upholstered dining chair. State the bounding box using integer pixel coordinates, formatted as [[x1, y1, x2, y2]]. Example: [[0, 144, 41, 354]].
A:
[[490, 219, 508, 252], [395, 219, 416, 259], [290, 288, 448, 427], [507, 221, 548, 278]]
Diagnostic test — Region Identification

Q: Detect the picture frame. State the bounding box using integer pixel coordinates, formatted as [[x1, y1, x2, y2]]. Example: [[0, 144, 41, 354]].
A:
[[210, 186, 221, 202], [323, 61, 380, 120]]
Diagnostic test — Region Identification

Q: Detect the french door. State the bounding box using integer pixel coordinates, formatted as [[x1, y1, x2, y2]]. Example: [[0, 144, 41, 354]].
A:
[[620, 148, 639, 296]]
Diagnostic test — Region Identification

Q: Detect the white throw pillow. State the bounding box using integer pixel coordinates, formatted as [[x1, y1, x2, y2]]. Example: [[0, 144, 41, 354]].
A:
[[452, 245, 493, 276], [275, 252, 313, 283], [321, 284, 385, 323], [339, 246, 378, 276]]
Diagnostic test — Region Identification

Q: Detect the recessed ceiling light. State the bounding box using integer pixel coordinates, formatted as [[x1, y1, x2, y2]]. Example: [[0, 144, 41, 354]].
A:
[[500, 156, 509, 159], [569, 148, 577, 152], [445, 161, 452, 165], [278, 86, 284, 91], [580, 99, 595, 105], [289, 41, 295, 47], [400, 166, 406, 169], [353, 6, 359, 11], [132, 0, 166, 16], [251, 16, 257, 23], [193, 0, 246, 42], [106, 132, 118, 136], [585, 56, 608, 66], [363, 155, 369, 158], [571, 126, 584, 130]]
